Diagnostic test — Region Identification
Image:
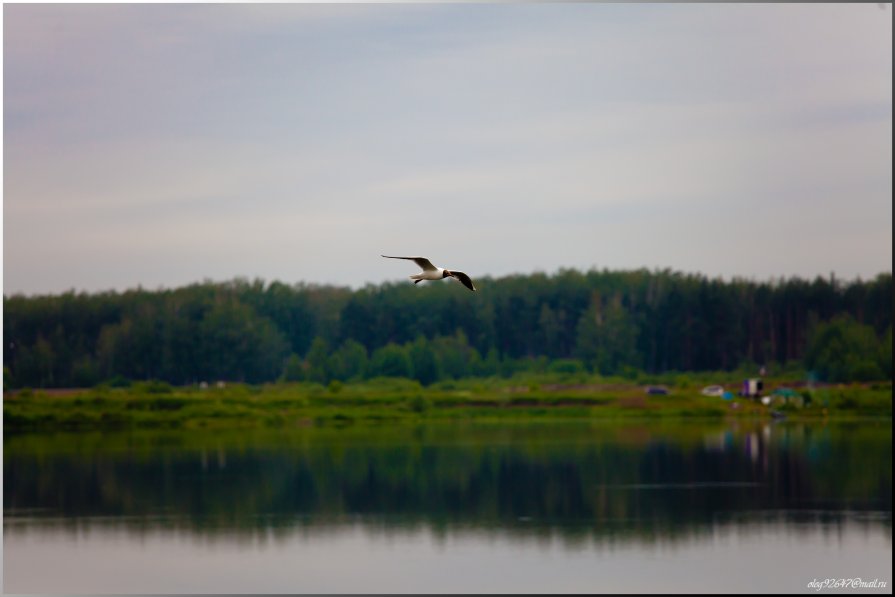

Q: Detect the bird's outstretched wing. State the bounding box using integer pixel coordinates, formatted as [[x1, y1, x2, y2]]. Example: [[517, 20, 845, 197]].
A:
[[381, 255, 437, 271], [448, 270, 476, 292]]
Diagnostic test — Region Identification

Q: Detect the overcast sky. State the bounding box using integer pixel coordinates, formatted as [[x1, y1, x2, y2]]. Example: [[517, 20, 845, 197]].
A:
[[2, 3, 892, 296]]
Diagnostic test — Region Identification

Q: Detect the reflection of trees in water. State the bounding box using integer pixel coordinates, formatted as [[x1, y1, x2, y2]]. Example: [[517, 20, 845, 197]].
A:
[[5, 423, 891, 543], [5, 513, 890, 552]]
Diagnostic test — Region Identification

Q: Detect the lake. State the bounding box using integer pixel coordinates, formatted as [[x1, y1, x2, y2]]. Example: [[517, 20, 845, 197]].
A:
[[4, 420, 891, 593]]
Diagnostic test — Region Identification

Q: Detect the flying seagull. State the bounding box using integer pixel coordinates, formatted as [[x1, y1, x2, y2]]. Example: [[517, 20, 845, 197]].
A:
[[381, 255, 477, 291]]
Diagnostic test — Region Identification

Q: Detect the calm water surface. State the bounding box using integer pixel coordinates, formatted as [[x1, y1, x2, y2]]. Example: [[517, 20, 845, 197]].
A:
[[4, 420, 891, 593]]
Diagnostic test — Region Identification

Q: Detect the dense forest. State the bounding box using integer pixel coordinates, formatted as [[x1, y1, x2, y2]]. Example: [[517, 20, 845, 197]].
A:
[[3, 268, 891, 389]]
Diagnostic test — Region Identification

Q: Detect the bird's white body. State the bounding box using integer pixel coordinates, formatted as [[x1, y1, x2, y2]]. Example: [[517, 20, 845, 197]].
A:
[[410, 268, 446, 281]]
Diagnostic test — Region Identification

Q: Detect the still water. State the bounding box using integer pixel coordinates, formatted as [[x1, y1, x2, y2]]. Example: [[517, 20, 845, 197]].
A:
[[4, 420, 892, 593]]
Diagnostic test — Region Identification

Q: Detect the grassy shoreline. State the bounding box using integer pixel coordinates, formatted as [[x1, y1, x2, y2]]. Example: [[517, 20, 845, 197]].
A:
[[4, 375, 891, 431]]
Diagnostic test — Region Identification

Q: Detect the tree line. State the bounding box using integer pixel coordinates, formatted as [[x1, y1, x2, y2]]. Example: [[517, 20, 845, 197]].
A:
[[3, 268, 891, 388]]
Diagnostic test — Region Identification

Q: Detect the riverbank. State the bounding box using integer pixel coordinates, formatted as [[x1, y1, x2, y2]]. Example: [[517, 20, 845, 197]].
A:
[[4, 376, 891, 431]]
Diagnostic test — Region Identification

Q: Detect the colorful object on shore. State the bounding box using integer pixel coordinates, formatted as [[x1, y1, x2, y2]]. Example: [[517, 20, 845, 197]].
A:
[[701, 385, 725, 397], [742, 378, 763, 397], [773, 387, 798, 398]]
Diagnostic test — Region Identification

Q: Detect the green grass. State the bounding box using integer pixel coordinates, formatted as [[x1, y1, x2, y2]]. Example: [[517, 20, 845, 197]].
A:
[[4, 376, 890, 431]]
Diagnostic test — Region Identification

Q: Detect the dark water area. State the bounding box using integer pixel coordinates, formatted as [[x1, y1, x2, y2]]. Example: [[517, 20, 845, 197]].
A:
[[4, 420, 892, 593]]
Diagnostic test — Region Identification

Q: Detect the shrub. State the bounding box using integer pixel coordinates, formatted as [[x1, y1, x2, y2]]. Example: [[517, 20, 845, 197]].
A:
[[369, 344, 412, 379], [108, 375, 132, 388], [547, 359, 585, 375], [134, 380, 174, 394], [281, 354, 305, 382], [407, 394, 432, 413], [620, 366, 641, 381], [805, 315, 886, 382], [799, 389, 814, 406], [834, 393, 859, 410], [674, 374, 693, 389]]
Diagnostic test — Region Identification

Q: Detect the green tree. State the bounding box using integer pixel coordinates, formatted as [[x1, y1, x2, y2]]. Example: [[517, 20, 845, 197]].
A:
[[304, 337, 330, 384], [575, 294, 639, 375], [408, 336, 441, 385], [282, 354, 305, 382], [197, 302, 289, 383], [71, 355, 101, 387], [431, 330, 473, 379], [96, 314, 163, 381], [804, 315, 884, 382], [473, 347, 501, 377], [15, 336, 56, 388], [331, 339, 368, 381], [369, 343, 412, 378], [537, 304, 564, 357], [880, 326, 892, 379]]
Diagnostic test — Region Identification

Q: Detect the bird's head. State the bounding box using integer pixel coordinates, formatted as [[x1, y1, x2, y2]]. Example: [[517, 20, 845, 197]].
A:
[[442, 270, 451, 278]]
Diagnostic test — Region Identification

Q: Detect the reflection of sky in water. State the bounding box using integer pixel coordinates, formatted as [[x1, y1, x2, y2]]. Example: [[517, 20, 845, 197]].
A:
[[5, 521, 892, 593], [4, 421, 891, 592]]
